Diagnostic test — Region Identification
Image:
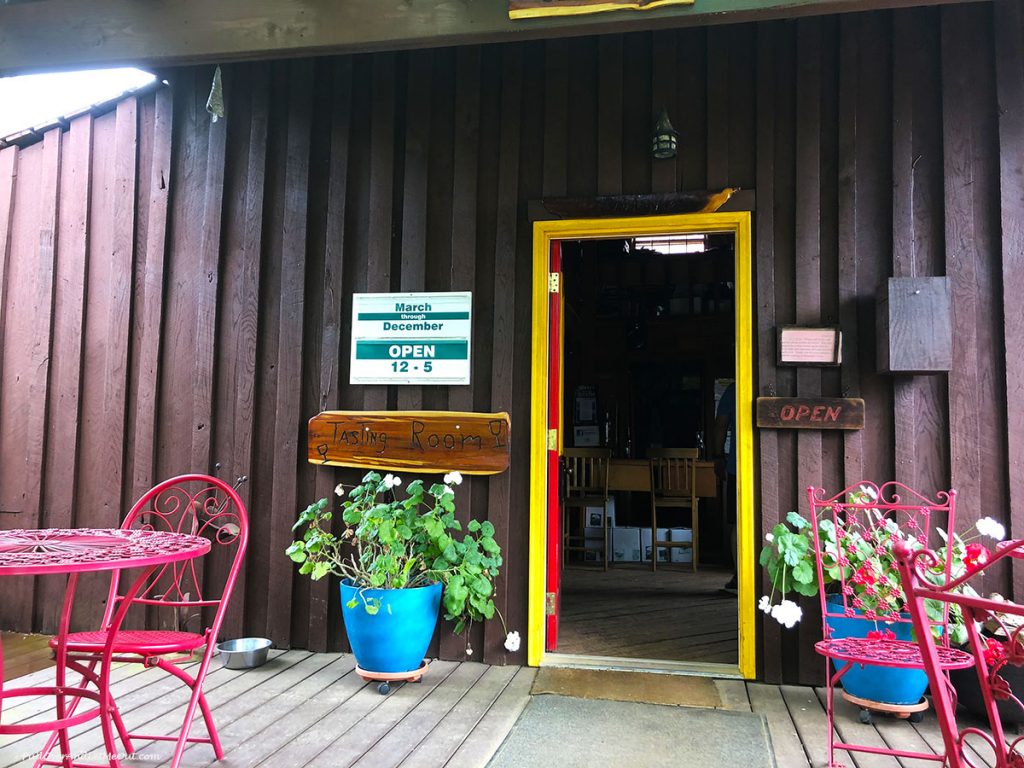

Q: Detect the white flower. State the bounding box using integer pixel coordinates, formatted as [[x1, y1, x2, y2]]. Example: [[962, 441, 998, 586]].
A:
[[758, 596, 772, 614], [977, 517, 1006, 542], [335, 483, 345, 497], [382, 473, 402, 490], [859, 484, 879, 501], [504, 631, 521, 652], [444, 471, 464, 486], [765, 533, 774, 544], [770, 599, 803, 629], [466, 645, 473, 656]]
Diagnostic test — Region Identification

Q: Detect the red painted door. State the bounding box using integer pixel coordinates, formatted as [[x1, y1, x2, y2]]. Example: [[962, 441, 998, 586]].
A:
[[545, 241, 562, 651]]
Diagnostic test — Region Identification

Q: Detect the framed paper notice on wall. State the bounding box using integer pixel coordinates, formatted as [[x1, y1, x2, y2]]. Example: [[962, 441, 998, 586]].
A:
[[777, 326, 843, 367], [350, 292, 472, 385]]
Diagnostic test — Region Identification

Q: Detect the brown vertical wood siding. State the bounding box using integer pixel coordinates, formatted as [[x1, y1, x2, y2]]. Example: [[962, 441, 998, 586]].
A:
[[0, 1, 1021, 683]]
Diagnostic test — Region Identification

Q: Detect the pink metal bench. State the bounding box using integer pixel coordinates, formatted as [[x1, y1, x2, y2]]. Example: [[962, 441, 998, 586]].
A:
[[897, 535, 1024, 767]]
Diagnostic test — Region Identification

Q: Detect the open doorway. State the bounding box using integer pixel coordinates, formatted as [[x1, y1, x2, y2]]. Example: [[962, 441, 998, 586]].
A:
[[557, 233, 737, 665], [528, 213, 755, 679]]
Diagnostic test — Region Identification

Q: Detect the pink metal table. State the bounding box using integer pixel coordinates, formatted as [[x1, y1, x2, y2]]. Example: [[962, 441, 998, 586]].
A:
[[0, 528, 210, 768]]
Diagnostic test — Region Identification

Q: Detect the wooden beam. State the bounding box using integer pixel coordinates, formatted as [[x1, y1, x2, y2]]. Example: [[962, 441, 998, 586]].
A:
[[0, 0, 986, 75]]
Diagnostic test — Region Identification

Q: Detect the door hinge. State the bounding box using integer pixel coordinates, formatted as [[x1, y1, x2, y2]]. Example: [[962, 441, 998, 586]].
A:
[[547, 429, 558, 450], [548, 272, 560, 293], [545, 592, 557, 615]]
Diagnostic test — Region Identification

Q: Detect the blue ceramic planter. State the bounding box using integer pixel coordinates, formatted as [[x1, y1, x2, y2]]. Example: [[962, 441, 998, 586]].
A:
[[340, 580, 442, 673], [826, 595, 929, 706]]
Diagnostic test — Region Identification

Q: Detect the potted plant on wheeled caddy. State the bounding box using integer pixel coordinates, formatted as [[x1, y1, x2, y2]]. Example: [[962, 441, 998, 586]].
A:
[[286, 470, 519, 693]]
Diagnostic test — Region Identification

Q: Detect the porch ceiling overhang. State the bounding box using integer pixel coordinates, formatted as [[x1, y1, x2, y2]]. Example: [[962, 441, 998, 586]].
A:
[[0, 0, 987, 76]]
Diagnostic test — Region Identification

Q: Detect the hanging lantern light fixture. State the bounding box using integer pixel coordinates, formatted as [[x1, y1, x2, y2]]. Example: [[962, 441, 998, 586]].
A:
[[651, 106, 678, 160]]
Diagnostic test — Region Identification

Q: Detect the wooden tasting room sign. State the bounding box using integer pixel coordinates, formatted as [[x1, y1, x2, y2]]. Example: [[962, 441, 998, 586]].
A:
[[308, 411, 511, 475], [509, 0, 693, 19], [756, 397, 865, 431]]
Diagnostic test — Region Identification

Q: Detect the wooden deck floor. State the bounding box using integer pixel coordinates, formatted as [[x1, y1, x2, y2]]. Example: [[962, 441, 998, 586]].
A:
[[1, 650, 1010, 768], [0, 651, 535, 768], [721, 679, 1009, 768], [558, 564, 738, 664], [1, 634, 53, 684]]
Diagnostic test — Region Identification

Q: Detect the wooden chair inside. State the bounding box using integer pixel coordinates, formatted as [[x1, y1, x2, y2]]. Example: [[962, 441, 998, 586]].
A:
[[648, 448, 700, 572], [562, 448, 611, 570]]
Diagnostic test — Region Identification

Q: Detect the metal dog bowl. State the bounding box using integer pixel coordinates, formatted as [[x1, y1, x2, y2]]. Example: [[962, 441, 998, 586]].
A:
[[216, 637, 272, 669]]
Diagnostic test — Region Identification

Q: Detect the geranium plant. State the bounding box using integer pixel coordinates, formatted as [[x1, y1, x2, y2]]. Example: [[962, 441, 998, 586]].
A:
[[286, 470, 519, 653], [968, 595, 1024, 705], [759, 485, 1003, 644]]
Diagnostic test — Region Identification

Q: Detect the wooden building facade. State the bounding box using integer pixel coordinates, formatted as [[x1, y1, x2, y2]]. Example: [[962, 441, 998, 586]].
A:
[[0, 0, 1022, 684]]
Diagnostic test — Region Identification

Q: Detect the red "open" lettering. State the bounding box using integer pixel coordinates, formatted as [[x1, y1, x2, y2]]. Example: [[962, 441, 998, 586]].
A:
[[779, 404, 844, 422]]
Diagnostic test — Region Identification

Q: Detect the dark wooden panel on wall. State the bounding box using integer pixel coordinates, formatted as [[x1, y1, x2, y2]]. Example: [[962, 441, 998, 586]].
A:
[[994, 0, 1024, 596], [37, 116, 93, 632], [0, 5, 1019, 681], [876, 276, 952, 373]]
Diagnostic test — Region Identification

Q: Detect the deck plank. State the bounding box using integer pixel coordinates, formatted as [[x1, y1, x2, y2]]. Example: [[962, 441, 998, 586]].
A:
[[135, 651, 337, 766], [779, 684, 840, 768], [8, 651, 1010, 768], [715, 679, 751, 712], [197, 655, 364, 768], [908, 696, 997, 768], [557, 566, 738, 664], [251, 662, 454, 768], [746, 683, 811, 768], [301, 661, 460, 768], [1, 633, 53, 683], [156, 653, 355, 767], [350, 663, 489, 768], [2, 650, 308, 768], [0, 656, 185, 762], [397, 665, 519, 768], [810, 686, 905, 768], [443, 667, 536, 768]]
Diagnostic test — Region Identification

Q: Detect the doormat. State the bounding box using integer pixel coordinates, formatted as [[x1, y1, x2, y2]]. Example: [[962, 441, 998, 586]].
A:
[[487, 694, 776, 768], [531, 667, 721, 708]]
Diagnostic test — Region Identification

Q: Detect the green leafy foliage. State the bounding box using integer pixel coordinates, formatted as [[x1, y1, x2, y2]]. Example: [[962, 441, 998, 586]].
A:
[[286, 471, 503, 634], [760, 488, 980, 643]]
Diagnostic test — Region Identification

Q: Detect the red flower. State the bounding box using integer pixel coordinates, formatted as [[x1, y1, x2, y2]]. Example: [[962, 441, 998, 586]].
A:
[[867, 628, 897, 641], [965, 542, 991, 569], [983, 637, 1008, 667], [853, 565, 877, 586]]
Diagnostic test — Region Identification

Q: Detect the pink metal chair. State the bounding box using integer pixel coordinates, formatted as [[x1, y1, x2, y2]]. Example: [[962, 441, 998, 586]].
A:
[[40, 474, 249, 768], [897, 536, 1024, 767], [808, 482, 973, 768]]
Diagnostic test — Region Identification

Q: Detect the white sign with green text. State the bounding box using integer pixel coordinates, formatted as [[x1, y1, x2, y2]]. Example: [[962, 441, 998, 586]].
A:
[[349, 292, 472, 385]]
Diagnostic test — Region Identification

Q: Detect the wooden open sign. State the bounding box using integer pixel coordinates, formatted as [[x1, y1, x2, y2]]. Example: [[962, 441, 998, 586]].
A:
[[308, 410, 511, 475], [756, 397, 864, 430]]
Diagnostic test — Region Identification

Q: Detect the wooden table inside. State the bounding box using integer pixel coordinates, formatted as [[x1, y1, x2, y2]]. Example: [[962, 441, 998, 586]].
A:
[[606, 458, 718, 497]]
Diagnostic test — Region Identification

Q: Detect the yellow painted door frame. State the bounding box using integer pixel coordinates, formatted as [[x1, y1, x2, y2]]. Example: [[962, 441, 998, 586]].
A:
[[527, 212, 756, 679]]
